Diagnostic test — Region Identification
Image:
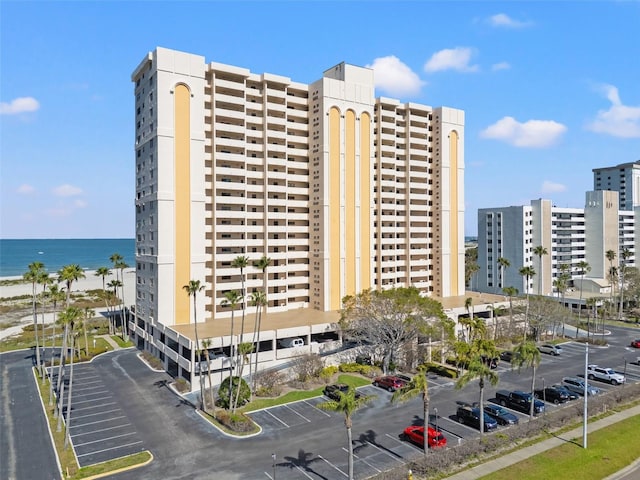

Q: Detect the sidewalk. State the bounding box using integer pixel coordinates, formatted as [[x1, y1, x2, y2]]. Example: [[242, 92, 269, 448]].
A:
[[445, 403, 640, 480], [94, 334, 122, 351]]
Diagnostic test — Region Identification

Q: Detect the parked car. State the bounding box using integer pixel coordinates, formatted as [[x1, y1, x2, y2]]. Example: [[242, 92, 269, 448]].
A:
[[278, 337, 304, 348], [534, 386, 571, 404], [495, 390, 545, 415], [372, 375, 407, 392], [481, 355, 499, 369], [630, 339, 640, 348], [587, 365, 626, 385], [551, 384, 579, 401], [499, 350, 514, 363], [456, 404, 498, 431], [562, 377, 601, 396], [403, 425, 447, 448], [538, 344, 563, 356], [323, 383, 362, 401], [483, 404, 519, 425]]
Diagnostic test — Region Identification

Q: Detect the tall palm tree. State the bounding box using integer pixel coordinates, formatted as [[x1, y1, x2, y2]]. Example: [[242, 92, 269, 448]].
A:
[[464, 297, 474, 339], [576, 260, 591, 326], [201, 338, 215, 410], [618, 248, 631, 320], [222, 290, 241, 409], [47, 283, 65, 406], [233, 342, 254, 412], [502, 286, 518, 334], [56, 305, 81, 432], [60, 306, 81, 447], [107, 279, 122, 335], [467, 262, 480, 290], [519, 266, 536, 339], [557, 263, 571, 337], [37, 270, 52, 381], [249, 290, 267, 393], [231, 256, 250, 358], [455, 339, 500, 435], [532, 246, 548, 296], [497, 257, 510, 291], [95, 266, 112, 318], [58, 264, 85, 308], [253, 256, 271, 384], [82, 307, 94, 355], [183, 279, 206, 410], [24, 262, 45, 377], [110, 253, 126, 338], [318, 388, 374, 480], [512, 340, 541, 419], [391, 367, 430, 458]]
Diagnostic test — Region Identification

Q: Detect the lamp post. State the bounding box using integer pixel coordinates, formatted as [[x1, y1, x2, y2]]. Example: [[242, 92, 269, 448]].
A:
[[272, 453, 276, 479], [623, 357, 628, 389], [583, 342, 589, 449], [434, 407, 438, 433]]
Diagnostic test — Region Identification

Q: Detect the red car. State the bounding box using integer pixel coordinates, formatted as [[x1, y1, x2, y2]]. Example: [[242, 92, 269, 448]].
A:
[[403, 425, 447, 448], [631, 339, 640, 348], [372, 375, 407, 392]]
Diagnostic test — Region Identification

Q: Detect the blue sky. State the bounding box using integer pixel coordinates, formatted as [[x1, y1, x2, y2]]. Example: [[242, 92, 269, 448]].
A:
[[2, 1, 639, 239]]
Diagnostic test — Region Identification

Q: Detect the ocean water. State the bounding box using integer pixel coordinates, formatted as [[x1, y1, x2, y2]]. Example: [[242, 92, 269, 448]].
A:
[[0, 239, 135, 277]]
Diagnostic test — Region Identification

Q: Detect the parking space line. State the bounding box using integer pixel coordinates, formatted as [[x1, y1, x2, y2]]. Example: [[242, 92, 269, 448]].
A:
[[71, 402, 118, 412], [344, 448, 382, 472], [384, 432, 420, 451], [284, 404, 311, 423], [73, 384, 109, 392], [75, 432, 137, 448], [264, 409, 289, 427], [73, 424, 130, 437], [76, 441, 143, 458], [316, 454, 348, 477], [303, 399, 331, 417], [71, 408, 121, 420], [70, 415, 127, 429], [362, 441, 405, 463], [72, 394, 111, 405], [292, 464, 314, 479]]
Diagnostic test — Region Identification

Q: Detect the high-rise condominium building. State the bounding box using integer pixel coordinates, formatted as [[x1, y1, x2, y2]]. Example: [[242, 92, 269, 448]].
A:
[[593, 160, 640, 210], [476, 191, 636, 305], [130, 47, 465, 381]]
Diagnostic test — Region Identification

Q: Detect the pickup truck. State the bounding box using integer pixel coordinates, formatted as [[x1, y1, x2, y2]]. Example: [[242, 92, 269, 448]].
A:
[[495, 390, 545, 415]]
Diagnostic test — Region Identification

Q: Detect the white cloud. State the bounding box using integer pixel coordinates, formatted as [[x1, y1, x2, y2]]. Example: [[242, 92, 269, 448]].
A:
[[17, 184, 35, 194], [74, 199, 88, 208], [480, 116, 567, 147], [541, 180, 567, 194], [488, 13, 533, 29], [0, 96, 40, 115], [424, 47, 479, 73], [586, 84, 640, 138], [366, 56, 425, 97], [52, 184, 83, 197], [492, 62, 511, 71]]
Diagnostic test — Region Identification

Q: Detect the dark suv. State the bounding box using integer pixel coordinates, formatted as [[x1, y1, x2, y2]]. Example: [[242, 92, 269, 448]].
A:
[[456, 404, 498, 431]]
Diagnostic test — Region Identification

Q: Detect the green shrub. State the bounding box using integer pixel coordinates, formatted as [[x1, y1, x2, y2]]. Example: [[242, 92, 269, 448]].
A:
[[215, 410, 256, 433], [217, 376, 251, 409], [338, 363, 381, 377], [174, 378, 191, 393], [421, 361, 458, 378], [320, 365, 339, 382]]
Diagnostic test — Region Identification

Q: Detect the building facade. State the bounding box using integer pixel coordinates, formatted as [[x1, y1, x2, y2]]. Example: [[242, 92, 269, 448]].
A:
[[130, 47, 465, 382], [593, 160, 640, 210], [476, 190, 637, 303]]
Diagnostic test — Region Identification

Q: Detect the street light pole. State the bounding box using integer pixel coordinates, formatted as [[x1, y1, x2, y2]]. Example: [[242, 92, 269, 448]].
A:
[[434, 407, 438, 433], [272, 453, 276, 479], [583, 342, 588, 449]]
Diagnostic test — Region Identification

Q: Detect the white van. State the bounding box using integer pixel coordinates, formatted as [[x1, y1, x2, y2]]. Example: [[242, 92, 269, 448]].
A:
[[279, 338, 304, 348]]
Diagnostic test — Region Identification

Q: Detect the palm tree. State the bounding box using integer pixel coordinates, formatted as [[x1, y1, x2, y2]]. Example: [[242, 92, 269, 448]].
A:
[[58, 264, 85, 308], [532, 246, 548, 296], [455, 339, 500, 435], [95, 266, 112, 318], [110, 253, 128, 339], [502, 286, 518, 334], [82, 307, 94, 355], [557, 263, 571, 337], [233, 342, 254, 412], [519, 266, 536, 339], [318, 387, 374, 480], [249, 290, 267, 393], [107, 279, 122, 335], [47, 283, 65, 405], [24, 262, 45, 377], [252, 256, 271, 383], [231, 256, 250, 360], [497, 257, 510, 291], [618, 248, 632, 320], [576, 260, 591, 327], [391, 367, 430, 458], [183, 279, 206, 410], [56, 306, 81, 432], [59, 306, 81, 446], [221, 290, 241, 409], [201, 338, 215, 410], [464, 297, 474, 340], [512, 341, 541, 419], [466, 262, 480, 290], [37, 270, 52, 381]]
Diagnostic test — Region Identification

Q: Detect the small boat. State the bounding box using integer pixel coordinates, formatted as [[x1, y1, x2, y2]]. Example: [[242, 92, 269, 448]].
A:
[[38, 251, 44, 254]]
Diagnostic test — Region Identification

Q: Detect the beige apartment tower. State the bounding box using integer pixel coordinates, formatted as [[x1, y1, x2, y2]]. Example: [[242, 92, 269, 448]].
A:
[[131, 47, 464, 380]]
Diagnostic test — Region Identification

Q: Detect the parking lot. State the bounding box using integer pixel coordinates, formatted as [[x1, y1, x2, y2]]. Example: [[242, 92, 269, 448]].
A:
[[50, 362, 146, 467]]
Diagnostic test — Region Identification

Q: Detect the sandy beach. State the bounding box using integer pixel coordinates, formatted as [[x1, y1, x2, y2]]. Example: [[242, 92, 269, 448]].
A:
[[0, 268, 136, 340]]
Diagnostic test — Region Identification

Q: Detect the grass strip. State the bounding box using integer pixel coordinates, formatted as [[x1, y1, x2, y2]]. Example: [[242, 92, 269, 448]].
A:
[[480, 414, 640, 480]]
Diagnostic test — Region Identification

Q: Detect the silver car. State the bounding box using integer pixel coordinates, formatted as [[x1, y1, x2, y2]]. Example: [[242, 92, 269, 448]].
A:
[[538, 344, 563, 356], [562, 376, 600, 396]]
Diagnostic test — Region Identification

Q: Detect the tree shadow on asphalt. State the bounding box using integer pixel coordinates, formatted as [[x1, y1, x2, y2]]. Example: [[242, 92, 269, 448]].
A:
[[353, 429, 402, 458], [280, 448, 327, 479], [153, 379, 197, 409]]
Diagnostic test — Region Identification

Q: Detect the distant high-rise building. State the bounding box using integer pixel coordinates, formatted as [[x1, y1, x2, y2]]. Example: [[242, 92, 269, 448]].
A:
[[593, 160, 640, 210], [131, 47, 465, 381]]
